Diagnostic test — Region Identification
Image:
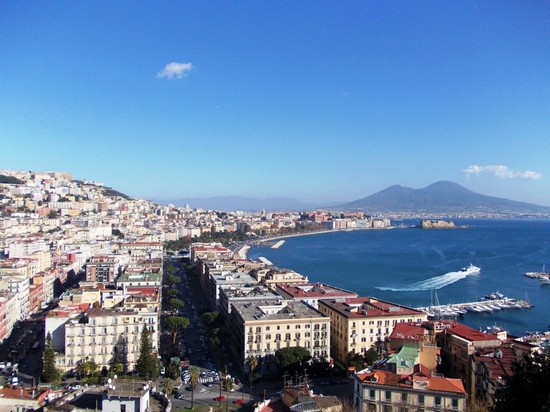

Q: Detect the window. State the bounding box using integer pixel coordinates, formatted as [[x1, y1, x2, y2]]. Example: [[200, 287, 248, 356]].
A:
[[385, 391, 391, 401], [369, 389, 375, 400], [418, 395, 425, 405], [121, 404, 127, 412], [452, 398, 459, 409], [401, 392, 407, 402], [435, 396, 441, 406]]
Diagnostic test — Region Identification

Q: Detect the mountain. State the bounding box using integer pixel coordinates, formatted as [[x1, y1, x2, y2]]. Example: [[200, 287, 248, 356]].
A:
[[340, 181, 550, 214], [155, 196, 322, 211]]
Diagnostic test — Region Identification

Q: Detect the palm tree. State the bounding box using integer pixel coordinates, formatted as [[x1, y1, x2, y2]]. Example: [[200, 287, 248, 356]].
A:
[[246, 355, 258, 401], [188, 365, 200, 409], [222, 375, 234, 412], [161, 378, 175, 397]]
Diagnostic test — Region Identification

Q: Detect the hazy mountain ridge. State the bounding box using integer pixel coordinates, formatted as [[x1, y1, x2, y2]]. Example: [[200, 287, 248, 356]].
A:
[[154, 181, 550, 214], [340, 181, 550, 213]]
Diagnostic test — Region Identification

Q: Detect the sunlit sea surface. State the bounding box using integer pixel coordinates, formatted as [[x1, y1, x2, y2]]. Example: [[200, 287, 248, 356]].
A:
[[248, 219, 550, 336]]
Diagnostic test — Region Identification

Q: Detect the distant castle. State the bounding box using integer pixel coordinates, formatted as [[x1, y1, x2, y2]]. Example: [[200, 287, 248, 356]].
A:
[[420, 219, 457, 229]]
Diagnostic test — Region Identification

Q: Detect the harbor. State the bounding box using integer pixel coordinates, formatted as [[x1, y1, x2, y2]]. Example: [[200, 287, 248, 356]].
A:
[[416, 293, 533, 319]]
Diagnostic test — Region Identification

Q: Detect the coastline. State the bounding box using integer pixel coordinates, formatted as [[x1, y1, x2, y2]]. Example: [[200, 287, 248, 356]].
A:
[[237, 226, 399, 259]]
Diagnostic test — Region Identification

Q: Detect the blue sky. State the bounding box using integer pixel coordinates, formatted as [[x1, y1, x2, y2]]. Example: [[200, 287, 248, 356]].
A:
[[1, 2, 549, 206]]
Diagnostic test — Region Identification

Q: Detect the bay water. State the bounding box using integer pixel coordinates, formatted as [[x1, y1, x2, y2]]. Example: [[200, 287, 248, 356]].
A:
[[248, 219, 550, 336]]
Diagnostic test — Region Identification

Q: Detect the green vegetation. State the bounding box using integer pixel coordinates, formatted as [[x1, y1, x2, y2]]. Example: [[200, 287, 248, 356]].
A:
[[42, 332, 62, 384], [246, 355, 258, 401], [189, 365, 200, 409], [347, 348, 380, 371], [102, 187, 131, 199], [164, 316, 190, 345], [0, 174, 23, 184], [161, 378, 175, 396], [274, 346, 311, 375], [492, 346, 550, 411], [164, 230, 249, 252], [222, 374, 234, 412], [136, 326, 159, 380]]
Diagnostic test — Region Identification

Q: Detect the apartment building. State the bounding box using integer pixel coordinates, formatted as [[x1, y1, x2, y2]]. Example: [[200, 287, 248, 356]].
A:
[[218, 285, 282, 318], [354, 368, 467, 412], [437, 322, 502, 398], [229, 300, 331, 372], [275, 282, 358, 309], [58, 308, 159, 372], [318, 297, 428, 365], [85, 256, 120, 284]]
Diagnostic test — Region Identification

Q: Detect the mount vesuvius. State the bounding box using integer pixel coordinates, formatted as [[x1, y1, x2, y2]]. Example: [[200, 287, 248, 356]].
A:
[[340, 181, 550, 215]]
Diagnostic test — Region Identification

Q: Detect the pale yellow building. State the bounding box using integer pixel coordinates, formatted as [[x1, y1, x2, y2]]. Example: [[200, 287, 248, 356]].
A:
[[229, 300, 330, 373], [318, 297, 428, 365], [57, 307, 159, 372]]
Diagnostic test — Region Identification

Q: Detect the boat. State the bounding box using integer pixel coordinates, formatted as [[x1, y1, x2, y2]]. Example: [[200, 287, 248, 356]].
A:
[[484, 291, 505, 300], [525, 264, 549, 279], [460, 264, 481, 275], [540, 277, 550, 286]]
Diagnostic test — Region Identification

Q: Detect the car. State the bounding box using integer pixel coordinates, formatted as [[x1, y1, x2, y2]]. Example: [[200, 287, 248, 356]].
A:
[[203, 382, 212, 387], [215, 396, 225, 401], [175, 393, 184, 399]]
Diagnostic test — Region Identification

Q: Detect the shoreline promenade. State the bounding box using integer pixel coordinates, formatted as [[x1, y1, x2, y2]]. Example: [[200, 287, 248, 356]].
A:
[[235, 226, 398, 259]]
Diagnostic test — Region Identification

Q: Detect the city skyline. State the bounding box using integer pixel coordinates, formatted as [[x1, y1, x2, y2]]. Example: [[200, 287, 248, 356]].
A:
[[2, 2, 550, 206]]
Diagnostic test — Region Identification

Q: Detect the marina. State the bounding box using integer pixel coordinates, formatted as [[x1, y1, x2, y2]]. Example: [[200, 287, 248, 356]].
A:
[[416, 295, 532, 319]]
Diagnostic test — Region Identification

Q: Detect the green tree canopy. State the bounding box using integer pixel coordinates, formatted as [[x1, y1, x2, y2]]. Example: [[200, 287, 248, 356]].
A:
[[202, 311, 220, 326], [168, 298, 185, 312], [492, 346, 550, 411], [167, 274, 181, 286], [167, 288, 180, 298], [275, 346, 312, 374], [136, 326, 159, 380], [164, 316, 190, 344]]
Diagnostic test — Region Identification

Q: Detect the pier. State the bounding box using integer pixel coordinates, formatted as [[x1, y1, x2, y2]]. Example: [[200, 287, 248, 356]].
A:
[[271, 240, 285, 249], [416, 296, 532, 318]]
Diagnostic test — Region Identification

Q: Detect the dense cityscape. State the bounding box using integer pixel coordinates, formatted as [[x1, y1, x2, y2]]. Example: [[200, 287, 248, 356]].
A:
[[0, 169, 547, 411]]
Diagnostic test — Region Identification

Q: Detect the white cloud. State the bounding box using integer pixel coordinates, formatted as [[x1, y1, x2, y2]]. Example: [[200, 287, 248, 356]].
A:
[[156, 62, 193, 79], [463, 165, 541, 180]]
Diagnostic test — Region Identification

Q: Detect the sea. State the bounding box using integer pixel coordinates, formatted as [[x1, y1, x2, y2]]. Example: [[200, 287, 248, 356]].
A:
[[248, 218, 550, 337]]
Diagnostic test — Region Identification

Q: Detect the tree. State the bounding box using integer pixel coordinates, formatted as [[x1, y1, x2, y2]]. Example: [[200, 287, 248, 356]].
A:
[[164, 316, 190, 345], [42, 332, 61, 383], [161, 378, 175, 396], [492, 346, 550, 411], [246, 355, 258, 401], [188, 365, 200, 409], [167, 274, 181, 286], [136, 326, 159, 380], [202, 311, 220, 327], [275, 346, 312, 374], [167, 288, 180, 298], [222, 374, 234, 412], [168, 298, 185, 313]]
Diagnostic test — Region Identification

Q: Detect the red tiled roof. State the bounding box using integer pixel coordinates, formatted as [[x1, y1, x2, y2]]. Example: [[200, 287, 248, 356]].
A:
[[390, 322, 427, 341], [448, 323, 499, 342]]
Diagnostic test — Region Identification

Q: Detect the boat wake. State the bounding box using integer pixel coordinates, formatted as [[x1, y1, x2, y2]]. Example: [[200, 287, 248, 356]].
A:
[[376, 265, 480, 292]]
